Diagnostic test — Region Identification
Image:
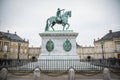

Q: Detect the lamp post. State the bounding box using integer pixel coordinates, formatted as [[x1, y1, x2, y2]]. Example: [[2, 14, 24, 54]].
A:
[[100, 41, 104, 63], [18, 43, 21, 61]]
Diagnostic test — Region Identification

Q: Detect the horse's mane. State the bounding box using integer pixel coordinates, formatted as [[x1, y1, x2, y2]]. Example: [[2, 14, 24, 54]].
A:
[[62, 11, 71, 17]]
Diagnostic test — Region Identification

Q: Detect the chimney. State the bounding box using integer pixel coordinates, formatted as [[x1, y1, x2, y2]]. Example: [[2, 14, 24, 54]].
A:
[[98, 38, 99, 40], [7, 30, 9, 33], [109, 30, 112, 34], [27, 39, 29, 43], [15, 32, 16, 35]]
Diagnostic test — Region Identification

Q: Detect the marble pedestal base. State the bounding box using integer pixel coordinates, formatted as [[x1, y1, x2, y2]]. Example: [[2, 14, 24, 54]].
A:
[[38, 30, 80, 70]]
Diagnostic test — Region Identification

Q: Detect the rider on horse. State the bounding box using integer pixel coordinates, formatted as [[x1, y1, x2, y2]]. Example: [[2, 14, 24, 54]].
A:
[[45, 8, 71, 31], [56, 8, 64, 22]]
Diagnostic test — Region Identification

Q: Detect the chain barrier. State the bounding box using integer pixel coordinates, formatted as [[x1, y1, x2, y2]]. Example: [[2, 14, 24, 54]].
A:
[[69, 67, 103, 76], [41, 70, 68, 77], [76, 70, 102, 76], [9, 70, 32, 76], [8, 68, 104, 77], [109, 68, 120, 76], [8, 68, 120, 77]]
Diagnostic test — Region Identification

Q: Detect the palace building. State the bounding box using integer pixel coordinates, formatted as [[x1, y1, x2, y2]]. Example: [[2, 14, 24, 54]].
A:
[[94, 30, 120, 59], [77, 45, 95, 59], [28, 47, 41, 60], [77, 30, 120, 59], [0, 31, 29, 59]]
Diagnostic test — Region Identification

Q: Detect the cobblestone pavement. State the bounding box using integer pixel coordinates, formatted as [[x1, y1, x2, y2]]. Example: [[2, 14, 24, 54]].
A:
[[7, 72, 120, 80]]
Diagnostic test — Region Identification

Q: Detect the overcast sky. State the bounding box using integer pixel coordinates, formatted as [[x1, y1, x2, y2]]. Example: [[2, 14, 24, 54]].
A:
[[0, 0, 120, 47]]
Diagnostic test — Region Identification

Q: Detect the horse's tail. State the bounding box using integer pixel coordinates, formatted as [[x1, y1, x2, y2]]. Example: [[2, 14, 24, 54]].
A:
[[45, 19, 49, 31]]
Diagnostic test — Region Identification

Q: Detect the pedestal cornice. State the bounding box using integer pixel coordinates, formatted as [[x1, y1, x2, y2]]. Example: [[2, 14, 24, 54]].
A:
[[39, 30, 78, 37]]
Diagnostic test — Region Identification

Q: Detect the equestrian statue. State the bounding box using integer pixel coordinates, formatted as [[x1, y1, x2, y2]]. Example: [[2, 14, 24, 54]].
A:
[[45, 8, 71, 31]]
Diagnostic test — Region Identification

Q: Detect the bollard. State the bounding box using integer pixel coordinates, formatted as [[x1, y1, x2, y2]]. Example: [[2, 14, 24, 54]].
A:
[[0, 68, 8, 80], [34, 68, 40, 80], [68, 68, 75, 80], [103, 68, 111, 80]]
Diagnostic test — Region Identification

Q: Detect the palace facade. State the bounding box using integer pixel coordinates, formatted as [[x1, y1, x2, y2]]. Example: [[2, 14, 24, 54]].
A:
[[77, 45, 95, 59], [28, 47, 41, 59], [0, 31, 29, 59], [77, 30, 120, 59], [94, 30, 120, 59]]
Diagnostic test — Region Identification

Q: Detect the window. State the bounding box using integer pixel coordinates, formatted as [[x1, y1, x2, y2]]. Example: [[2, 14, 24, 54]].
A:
[[15, 49, 18, 53], [15, 43, 18, 46], [116, 44, 120, 52], [25, 49, 27, 54], [3, 45, 7, 53], [10, 48, 13, 53]]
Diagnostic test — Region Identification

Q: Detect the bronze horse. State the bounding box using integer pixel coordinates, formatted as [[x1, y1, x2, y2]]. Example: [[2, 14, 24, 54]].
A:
[[45, 11, 71, 31]]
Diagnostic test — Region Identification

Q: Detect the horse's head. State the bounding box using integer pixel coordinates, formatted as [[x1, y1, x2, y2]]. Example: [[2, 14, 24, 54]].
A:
[[62, 11, 71, 18]]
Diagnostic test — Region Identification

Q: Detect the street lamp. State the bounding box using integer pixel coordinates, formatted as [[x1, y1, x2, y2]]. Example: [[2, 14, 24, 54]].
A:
[[18, 42, 21, 60], [100, 41, 104, 62]]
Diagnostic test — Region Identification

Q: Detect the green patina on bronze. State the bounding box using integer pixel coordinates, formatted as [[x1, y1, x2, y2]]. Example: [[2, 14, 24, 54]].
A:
[[46, 39, 54, 52], [45, 8, 71, 31], [63, 39, 72, 52]]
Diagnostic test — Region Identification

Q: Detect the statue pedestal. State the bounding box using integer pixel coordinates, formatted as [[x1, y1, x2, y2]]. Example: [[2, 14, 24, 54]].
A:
[[38, 30, 80, 70]]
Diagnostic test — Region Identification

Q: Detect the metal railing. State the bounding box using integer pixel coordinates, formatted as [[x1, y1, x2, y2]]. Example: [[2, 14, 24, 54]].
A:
[[0, 58, 120, 71]]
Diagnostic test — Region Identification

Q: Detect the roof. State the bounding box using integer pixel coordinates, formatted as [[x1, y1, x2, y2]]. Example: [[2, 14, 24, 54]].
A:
[[99, 31, 120, 41], [0, 31, 27, 42], [76, 43, 82, 48]]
